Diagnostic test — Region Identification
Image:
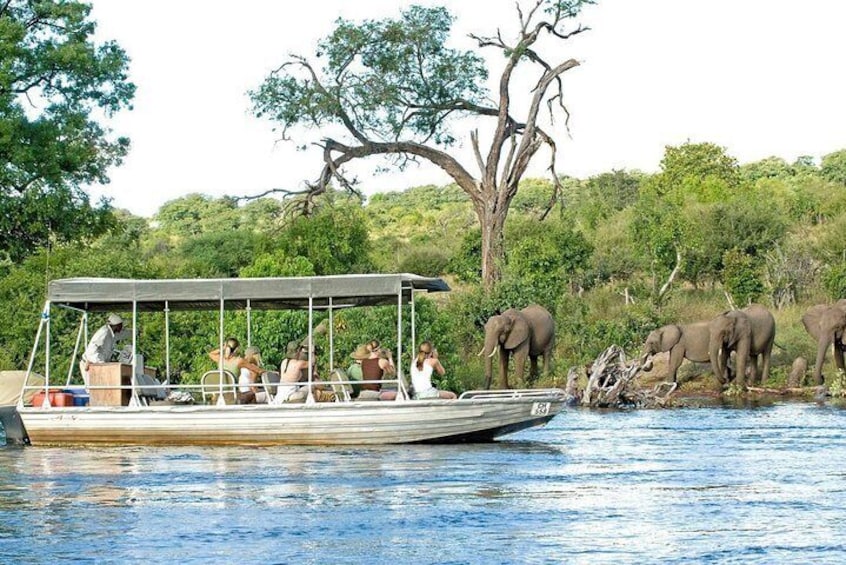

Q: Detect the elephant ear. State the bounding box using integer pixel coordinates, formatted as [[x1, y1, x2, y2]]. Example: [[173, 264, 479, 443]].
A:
[[504, 313, 530, 350], [802, 305, 828, 341], [660, 325, 682, 351]]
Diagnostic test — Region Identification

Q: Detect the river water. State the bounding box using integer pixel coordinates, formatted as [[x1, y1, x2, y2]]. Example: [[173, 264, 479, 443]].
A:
[[1, 402, 845, 564]]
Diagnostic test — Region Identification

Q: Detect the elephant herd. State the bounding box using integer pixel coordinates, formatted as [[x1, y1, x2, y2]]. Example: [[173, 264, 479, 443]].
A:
[[478, 299, 846, 391], [641, 300, 846, 387]]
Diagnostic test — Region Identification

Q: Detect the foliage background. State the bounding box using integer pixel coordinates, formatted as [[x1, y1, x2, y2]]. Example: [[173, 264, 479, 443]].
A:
[[3, 143, 846, 391]]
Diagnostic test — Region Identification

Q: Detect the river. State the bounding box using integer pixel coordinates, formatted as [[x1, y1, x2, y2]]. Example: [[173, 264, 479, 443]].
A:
[[1, 402, 845, 564]]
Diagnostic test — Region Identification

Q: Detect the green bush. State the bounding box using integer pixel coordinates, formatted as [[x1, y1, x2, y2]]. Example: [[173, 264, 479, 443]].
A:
[[722, 249, 765, 306], [822, 262, 846, 299]]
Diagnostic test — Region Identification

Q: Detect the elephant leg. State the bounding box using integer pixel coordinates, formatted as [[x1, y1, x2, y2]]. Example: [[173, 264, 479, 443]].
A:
[[668, 346, 685, 383], [834, 344, 846, 375], [529, 356, 539, 385], [760, 350, 772, 385], [747, 355, 759, 386], [514, 350, 528, 387], [735, 345, 749, 389], [543, 350, 551, 375], [500, 351, 510, 389], [814, 337, 830, 385]]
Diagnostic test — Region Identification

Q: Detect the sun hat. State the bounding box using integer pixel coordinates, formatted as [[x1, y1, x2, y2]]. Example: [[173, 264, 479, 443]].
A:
[[350, 344, 370, 360], [107, 313, 123, 326], [286, 340, 301, 359]]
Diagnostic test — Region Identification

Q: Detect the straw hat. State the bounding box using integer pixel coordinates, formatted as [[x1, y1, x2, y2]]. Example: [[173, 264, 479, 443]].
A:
[[350, 344, 370, 360]]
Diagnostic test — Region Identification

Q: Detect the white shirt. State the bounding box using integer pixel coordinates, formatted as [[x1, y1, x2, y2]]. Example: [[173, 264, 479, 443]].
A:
[[410, 361, 436, 394], [83, 324, 127, 363]]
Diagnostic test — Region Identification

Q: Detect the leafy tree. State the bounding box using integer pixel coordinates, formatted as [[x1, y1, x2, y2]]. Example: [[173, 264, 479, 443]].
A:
[[448, 226, 482, 283], [0, 1, 134, 261], [177, 231, 268, 277], [250, 2, 594, 289], [739, 156, 795, 183], [571, 170, 642, 230], [659, 142, 740, 195], [504, 216, 591, 308], [821, 149, 846, 186], [278, 205, 373, 275]]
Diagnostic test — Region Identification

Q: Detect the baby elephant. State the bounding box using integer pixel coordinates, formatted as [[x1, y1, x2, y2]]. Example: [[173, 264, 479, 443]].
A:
[[640, 322, 711, 383]]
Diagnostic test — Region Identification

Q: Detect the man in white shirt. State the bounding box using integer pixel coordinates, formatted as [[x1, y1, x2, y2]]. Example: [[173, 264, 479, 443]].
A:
[[80, 313, 128, 386]]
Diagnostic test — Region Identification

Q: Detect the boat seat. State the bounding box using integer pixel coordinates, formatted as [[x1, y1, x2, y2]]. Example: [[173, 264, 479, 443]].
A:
[[329, 368, 353, 402], [133, 373, 167, 402], [200, 370, 237, 405], [260, 371, 281, 403]]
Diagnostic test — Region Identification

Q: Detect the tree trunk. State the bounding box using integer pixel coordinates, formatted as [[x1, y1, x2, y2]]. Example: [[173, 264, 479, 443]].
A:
[[476, 183, 510, 291], [480, 212, 505, 291]]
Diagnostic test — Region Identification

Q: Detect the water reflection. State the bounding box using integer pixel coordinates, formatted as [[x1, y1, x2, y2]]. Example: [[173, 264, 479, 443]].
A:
[[2, 403, 846, 563]]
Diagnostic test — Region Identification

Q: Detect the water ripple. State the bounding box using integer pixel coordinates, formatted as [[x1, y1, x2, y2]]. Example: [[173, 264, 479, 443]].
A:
[[2, 402, 846, 563]]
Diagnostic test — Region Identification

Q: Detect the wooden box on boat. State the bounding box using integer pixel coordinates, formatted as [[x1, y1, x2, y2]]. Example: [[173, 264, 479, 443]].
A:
[[88, 363, 131, 407]]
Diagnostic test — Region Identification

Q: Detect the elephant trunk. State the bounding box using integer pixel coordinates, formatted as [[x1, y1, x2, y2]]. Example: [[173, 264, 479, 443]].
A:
[[640, 350, 654, 372], [709, 338, 727, 385], [482, 335, 500, 389]]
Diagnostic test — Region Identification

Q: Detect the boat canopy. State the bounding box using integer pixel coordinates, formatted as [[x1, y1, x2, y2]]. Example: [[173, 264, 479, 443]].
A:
[[47, 273, 450, 312]]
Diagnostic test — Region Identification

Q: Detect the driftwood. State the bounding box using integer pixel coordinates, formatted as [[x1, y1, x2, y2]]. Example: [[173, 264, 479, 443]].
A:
[[578, 345, 676, 408]]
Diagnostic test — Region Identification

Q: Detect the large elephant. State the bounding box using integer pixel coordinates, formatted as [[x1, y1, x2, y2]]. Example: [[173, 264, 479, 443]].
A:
[[801, 299, 846, 385], [708, 304, 775, 387], [640, 322, 711, 383], [481, 305, 554, 389]]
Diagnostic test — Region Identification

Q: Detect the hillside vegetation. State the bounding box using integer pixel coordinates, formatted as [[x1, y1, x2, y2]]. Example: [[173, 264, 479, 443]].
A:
[[2, 142, 846, 392]]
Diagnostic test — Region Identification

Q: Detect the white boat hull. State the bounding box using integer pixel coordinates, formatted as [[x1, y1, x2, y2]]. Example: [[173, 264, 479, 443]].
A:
[[18, 394, 565, 446]]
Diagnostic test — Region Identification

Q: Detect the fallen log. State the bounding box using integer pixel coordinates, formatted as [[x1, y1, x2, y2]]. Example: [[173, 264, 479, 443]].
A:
[[579, 345, 676, 408]]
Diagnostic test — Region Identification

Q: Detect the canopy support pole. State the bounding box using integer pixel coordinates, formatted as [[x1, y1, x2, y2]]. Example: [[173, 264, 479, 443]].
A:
[[217, 294, 225, 406], [306, 295, 314, 404], [164, 301, 170, 386], [65, 315, 85, 387], [246, 299, 252, 347], [21, 303, 49, 408], [129, 300, 141, 406], [328, 298, 334, 371], [396, 288, 405, 401]]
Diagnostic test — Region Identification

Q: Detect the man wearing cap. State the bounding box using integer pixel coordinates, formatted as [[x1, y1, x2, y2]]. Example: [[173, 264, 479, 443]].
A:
[[80, 313, 129, 386]]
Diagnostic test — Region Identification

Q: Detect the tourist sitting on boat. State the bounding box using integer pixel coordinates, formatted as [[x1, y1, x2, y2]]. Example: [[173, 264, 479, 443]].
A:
[[80, 313, 129, 387], [275, 341, 335, 403], [238, 346, 267, 404], [208, 337, 265, 403], [357, 341, 397, 400], [346, 345, 369, 397], [410, 341, 456, 400]]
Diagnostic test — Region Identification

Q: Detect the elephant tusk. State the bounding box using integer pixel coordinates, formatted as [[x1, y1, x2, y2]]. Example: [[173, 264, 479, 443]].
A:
[[477, 346, 486, 357], [488, 344, 499, 358]]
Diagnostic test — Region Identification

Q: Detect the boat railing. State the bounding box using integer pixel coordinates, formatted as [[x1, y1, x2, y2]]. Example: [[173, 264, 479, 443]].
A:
[[458, 388, 565, 400], [18, 374, 412, 406]]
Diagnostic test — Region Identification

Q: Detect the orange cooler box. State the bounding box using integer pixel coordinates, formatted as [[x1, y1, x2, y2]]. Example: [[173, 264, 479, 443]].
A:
[[31, 390, 75, 407]]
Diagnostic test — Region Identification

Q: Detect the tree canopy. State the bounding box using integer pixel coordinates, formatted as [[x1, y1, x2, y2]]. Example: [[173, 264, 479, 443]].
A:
[[251, 1, 594, 288], [0, 0, 134, 262]]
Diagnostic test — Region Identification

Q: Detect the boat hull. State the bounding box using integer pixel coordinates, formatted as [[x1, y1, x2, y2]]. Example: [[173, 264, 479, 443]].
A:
[[18, 396, 564, 446]]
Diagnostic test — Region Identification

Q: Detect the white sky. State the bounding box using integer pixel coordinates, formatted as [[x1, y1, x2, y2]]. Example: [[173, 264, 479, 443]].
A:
[[88, 0, 846, 217]]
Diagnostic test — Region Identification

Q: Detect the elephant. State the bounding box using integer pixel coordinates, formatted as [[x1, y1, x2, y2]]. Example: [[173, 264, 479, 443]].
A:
[[708, 304, 775, 387], [480, 304, 554, 389], [801, 299, 846, 385], [639, 322, 711, 383]]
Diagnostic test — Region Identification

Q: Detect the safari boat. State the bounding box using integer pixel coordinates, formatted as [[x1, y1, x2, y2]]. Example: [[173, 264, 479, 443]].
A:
[[3, 274, 565, 446]]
